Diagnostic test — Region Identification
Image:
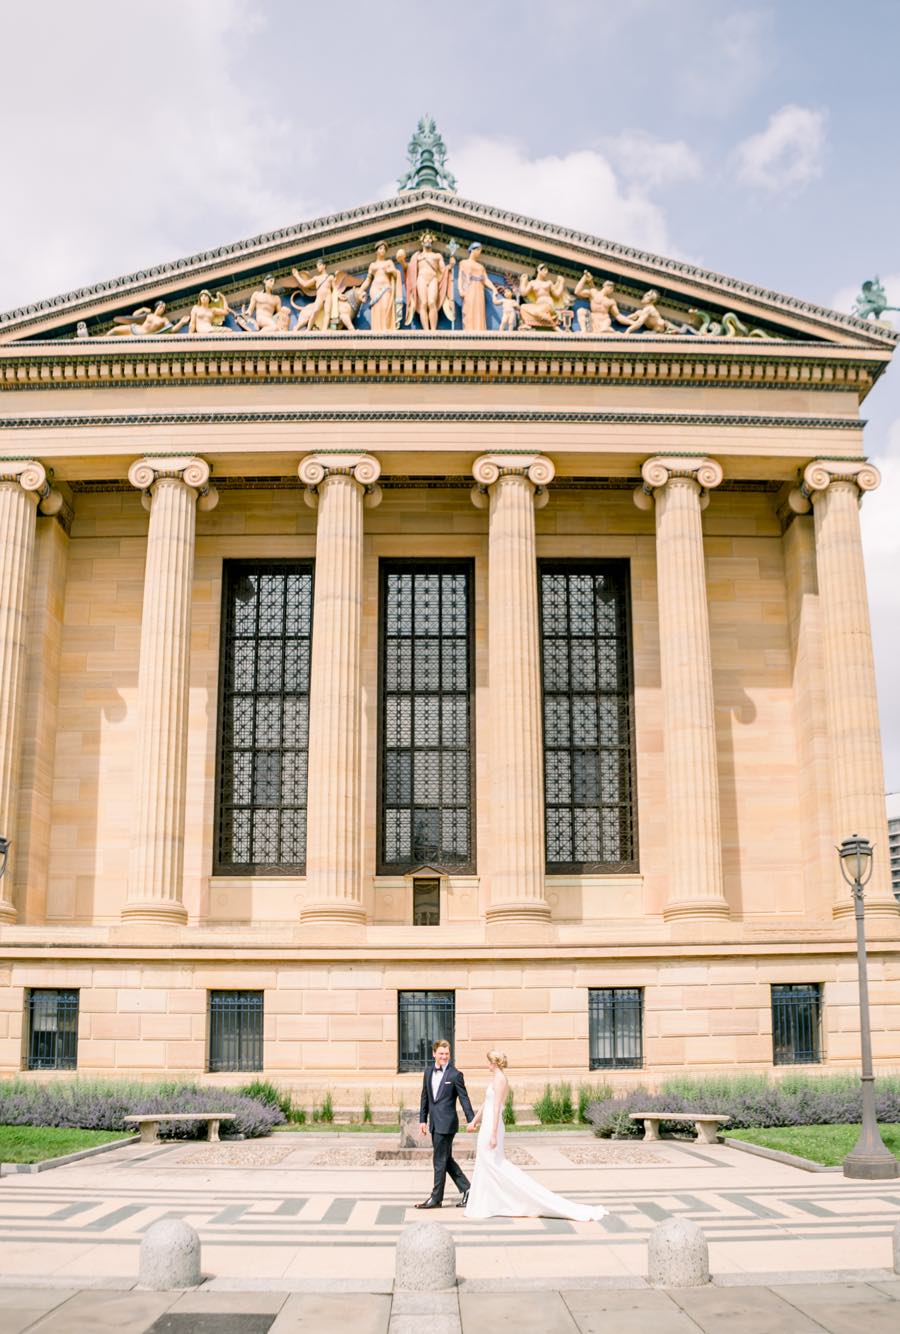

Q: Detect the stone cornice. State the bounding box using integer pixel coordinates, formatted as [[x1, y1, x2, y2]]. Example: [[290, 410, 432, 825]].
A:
[[0, 338, 885, 399], [0, 408, 864, 433], [1, 189, 895, 349]]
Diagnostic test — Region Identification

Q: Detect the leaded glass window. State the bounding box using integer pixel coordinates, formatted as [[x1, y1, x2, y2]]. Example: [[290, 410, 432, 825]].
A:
[[216, 563, 312, 872], [539, 563, 637, 872], [379, 564, 474, 872]]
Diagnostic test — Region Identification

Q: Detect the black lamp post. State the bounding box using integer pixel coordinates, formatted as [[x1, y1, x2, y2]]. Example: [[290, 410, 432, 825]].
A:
[[838, 834, 899, 1179], [0, 836, 9, 880]]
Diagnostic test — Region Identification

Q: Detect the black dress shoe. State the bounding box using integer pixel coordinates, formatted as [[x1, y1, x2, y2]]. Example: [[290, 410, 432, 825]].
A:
[[415, 1198, 442, 1209], [456, 1190, 469, 1208]]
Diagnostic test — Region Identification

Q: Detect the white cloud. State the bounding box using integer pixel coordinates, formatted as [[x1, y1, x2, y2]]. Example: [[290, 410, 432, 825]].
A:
[[2, 2, 321, 312], [451, 138, 679, 254], [604, 131, 702, 188], [732, 105, 826, 193]]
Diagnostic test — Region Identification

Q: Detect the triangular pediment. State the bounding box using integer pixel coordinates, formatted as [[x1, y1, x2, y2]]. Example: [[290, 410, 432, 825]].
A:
[[1, 190, 895, 349]]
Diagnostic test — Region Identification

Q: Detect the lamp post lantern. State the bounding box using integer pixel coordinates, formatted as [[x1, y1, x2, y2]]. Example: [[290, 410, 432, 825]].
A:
[[0, 836, 9, 880], [838, 835, 899, 1179]]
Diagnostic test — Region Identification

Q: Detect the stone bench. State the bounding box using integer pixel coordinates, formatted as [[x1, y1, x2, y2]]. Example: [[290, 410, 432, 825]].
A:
[[124, 1112, 235, 1145], [629, 1112, 731, 1145]]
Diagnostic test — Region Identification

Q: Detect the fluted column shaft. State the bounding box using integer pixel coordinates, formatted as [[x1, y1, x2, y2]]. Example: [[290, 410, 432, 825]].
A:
[[0, 462, 61, 923], [299, 453, 381, 925], [123, 456, 218, 925], [472, 453, 555, 925], [635, 456, 729, 921], [801, 460, 896, 916]]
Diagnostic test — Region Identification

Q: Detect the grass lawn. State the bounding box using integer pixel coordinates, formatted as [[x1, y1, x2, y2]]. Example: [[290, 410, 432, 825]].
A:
[[0, 1125, 130, 1164], [728, 1123, 900, 1166]]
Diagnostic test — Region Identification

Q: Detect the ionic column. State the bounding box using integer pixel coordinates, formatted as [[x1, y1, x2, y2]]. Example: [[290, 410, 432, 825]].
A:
[[122, 456, 218, 926], [0, 462, 62, 924], [797, 459, 897, 917], [472, 453, 555, 925], [634, 456, 729, 921], [299, 453, 382, 926]]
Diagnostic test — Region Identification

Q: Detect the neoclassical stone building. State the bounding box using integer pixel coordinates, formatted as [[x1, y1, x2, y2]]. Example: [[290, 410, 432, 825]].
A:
[[0, 171, 897, 1105]]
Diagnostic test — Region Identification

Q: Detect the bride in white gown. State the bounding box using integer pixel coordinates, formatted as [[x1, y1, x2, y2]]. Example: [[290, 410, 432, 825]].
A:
[[464, 1050, 608, 1222]]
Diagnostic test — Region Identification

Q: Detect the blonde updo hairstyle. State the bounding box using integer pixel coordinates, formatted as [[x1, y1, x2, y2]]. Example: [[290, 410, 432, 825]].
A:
[[486, 1049, 508, 1069]]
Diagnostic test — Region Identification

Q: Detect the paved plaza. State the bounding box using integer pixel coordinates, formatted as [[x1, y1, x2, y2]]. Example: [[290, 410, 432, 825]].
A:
[[0, 1132, 898, 1329]]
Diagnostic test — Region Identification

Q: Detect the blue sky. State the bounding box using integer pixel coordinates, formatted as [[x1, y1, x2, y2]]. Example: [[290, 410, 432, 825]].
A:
[[5, 0, 900, 789]]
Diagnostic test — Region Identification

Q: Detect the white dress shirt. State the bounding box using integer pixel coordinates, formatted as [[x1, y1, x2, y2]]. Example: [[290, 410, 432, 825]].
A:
[[431, 1066, 445, 1100]]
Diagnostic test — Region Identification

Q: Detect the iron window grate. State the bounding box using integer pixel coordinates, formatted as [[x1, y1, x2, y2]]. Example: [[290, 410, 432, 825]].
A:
[[26, 990, 79, 1071], [215, 562, 313, 873], [538, 563, 637, 872], [378, 562, 474, 873], [772, 984, 822, 1065], [208, 991, 264, 1073], [398, 991, 455, 1073], [589, 988, 643, 1069]]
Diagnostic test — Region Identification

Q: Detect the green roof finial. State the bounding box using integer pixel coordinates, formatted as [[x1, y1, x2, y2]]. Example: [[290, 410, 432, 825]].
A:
[[398, 115, 457, 194]]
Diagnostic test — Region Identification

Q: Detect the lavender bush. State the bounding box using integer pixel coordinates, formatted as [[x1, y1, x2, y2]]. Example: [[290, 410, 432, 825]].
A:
[[0, 1080, 283, 1138], [587, 1073, 900, 1138]]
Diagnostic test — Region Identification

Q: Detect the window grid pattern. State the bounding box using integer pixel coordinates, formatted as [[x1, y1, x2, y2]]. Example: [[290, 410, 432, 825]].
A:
[[208, 991, 264, 1073], [588, 988, 643, 1069], [539, 564, 636, 871], [26, 989, 79, 1071], [216, 564, 312, 872], [771, 984, 822, 1065], [380, 565, 473, 873], [398, 991, 456, 1073]]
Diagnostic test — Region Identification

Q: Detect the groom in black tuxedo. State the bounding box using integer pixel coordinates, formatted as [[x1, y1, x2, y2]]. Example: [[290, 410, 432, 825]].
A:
[[415, 1037, 475, 1209]]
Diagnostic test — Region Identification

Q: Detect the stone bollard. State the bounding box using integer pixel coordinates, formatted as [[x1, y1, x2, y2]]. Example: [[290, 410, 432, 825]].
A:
[[139, 1219, 201, 1290], [400, 1109, 431, 1150], [395, 1222, 456, 1290], [647, 1217, 709, 1288], [893, 1219, 900, 1275]]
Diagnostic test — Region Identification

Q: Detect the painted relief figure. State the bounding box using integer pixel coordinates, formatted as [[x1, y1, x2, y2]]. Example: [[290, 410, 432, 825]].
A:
[[405, 232, 455, 331], [458, 242, 498, 331], [358, 243, 401, 331], [291, 260, 337, 332], [621, 289, 676, 335], [518, 265, 568, 330], [188, 291, 236, 335], [573, 274, 623, 334], [493, 287, 519, 332], [245, 275, 282, 331], [108, 300, 189, 336]]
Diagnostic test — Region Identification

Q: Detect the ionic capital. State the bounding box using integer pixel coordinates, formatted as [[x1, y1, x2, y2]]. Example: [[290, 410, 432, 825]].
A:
[[633, 455, 723, 511], [470, 453, 555, 510], [298, 452, 382, 510], [800, 458, 881, 506], [128, 455, 219, 513], [0, 459, 63, 515]]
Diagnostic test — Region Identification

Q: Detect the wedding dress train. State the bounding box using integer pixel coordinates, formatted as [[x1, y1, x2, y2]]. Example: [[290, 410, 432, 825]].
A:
[[464, 1087, 608, 1221]]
